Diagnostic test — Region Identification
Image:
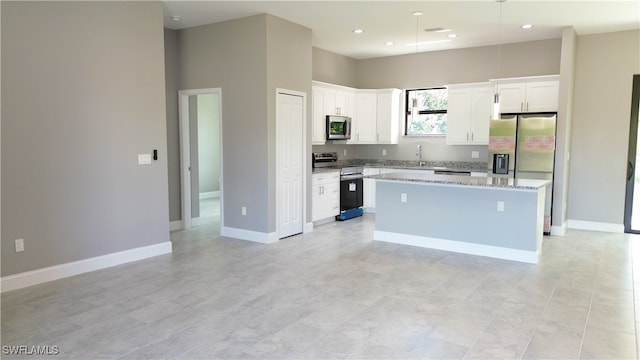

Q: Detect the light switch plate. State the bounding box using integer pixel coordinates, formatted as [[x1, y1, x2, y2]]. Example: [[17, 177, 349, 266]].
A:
[[138, 154, 152, 165]]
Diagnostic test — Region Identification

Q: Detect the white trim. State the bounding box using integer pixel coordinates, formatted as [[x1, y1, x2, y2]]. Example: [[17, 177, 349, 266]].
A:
[[304, 222, 314, 233], [567, 219, 624, 233], [374, 230, 539, 264], [550, 222, 567, 236], [169, 221, 183, 232], [221, 226, 278, 244], [1, 242, 173, 293], [199, 191, 220, 200]]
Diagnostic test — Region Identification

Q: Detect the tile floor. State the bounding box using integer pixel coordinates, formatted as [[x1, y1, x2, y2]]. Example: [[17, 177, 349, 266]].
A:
[[1, 213, 639, 359]]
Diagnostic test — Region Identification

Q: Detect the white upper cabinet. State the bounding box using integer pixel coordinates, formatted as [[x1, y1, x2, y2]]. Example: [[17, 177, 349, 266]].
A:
[[312, 87, 327, 144], [312, 81, 401, 145], [446, 83, 493, 145], [312, 83, 356, 145], [497, 76, 559, 113], [351, 92, 378, 143], [376, 89, 402, 144]]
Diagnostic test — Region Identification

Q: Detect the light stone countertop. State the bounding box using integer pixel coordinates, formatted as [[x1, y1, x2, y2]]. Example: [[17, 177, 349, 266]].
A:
[[368, 171, 550, 190]]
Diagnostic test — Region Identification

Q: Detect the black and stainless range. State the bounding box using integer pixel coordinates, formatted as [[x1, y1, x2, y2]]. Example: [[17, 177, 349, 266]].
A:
[[337, 166, 364, 221]]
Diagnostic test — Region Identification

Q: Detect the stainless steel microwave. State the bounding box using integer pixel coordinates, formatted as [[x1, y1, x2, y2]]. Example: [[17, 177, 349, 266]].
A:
[[326, 115, 351, 140]]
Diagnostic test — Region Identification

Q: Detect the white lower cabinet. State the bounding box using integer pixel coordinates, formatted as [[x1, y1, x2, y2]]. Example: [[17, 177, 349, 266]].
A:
[[312, 171, 340, 222]]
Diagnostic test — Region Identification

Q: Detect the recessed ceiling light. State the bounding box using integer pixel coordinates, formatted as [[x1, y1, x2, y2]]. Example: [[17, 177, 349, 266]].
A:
[[448, 34, 457, 38], [170, 15, 181, 22], [353, 29, 364, 34], [412, 11, 423, 16], [384, 41, 395, 46], [521, 24, 533, 29]]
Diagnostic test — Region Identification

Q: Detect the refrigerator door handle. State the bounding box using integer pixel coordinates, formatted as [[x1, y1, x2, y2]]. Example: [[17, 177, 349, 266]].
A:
[[628, 162, 634, 181]]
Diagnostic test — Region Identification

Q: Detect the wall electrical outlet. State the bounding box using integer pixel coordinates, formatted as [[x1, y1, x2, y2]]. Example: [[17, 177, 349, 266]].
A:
[[471, 151, 479, 159], [382, 149, 387, 156], [15, 239, 24, 252], [343, 149, 347, 157], [242, 207, 247, 216], [497, 201, 505, 212], [401, 193, 407, 203]]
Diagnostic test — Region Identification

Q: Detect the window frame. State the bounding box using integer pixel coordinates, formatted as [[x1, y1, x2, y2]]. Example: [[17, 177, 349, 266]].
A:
[[405, 87, 448, 137]]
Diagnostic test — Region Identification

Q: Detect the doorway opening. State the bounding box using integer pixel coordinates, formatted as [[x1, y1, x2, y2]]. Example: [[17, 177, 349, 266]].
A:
[[178, 88, 223, 231], [624, 75, 640, 233]]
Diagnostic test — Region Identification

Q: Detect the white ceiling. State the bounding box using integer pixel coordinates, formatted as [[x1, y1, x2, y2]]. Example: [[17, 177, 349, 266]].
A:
[[163, 1, 640, 59]]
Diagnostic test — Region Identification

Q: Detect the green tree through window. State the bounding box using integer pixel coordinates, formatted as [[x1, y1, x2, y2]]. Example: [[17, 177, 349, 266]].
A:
[[406, 88, 448, 135]]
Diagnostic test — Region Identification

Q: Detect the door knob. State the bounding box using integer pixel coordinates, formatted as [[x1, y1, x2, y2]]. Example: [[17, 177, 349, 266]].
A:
[[628, 162, 634, 181]]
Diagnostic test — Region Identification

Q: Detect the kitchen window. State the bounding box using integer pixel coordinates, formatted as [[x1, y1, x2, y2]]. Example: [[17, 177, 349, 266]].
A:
[[405, 87, 448, 136]]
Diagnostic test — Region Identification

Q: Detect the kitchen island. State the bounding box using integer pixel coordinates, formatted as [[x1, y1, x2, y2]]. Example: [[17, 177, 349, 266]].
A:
[[368, 172, 550, 264]]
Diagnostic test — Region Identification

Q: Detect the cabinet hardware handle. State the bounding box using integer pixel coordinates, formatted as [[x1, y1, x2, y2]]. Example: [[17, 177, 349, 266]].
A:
[[521, 102, 524, 112], [471, 133, 474, 141], [466, 133, 469, 141], [526, 102, 529, 111]]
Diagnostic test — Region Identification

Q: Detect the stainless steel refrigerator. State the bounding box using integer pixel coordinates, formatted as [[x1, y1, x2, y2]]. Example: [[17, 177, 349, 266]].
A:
[[488, 113, 557, 234]]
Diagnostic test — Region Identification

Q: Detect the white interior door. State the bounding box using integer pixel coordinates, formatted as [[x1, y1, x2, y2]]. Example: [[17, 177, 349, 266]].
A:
[[277, 92, 304, 238]]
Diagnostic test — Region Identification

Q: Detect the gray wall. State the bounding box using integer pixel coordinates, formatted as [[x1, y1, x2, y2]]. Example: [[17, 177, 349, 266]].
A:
[[312, 39, 562, 164], [554, 27, 577, 229], [165, 28, 181, 222], [265, 15, 313, 232], [175, 14, 311, 233], [568, 29, 640, 225], [312, 47, 358, 88], [197, 93, 221, 194], [1, 1, 170, 276], [178, 15, 268, 232]]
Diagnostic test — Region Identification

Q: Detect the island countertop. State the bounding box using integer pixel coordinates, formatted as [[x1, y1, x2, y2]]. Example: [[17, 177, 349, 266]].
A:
[[367, 171, 550, 190]]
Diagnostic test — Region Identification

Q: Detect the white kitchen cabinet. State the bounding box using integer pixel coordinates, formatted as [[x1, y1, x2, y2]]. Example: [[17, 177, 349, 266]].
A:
[[471, 171, 488, 177], [351, 92, 378, 144], [446, 83, 493, 145], [312, 82, 356, 145], [376, 89, 402, 144], [312, 171, 340, 222], [498, 78, 559, 113], [312, 87, 327, 144]]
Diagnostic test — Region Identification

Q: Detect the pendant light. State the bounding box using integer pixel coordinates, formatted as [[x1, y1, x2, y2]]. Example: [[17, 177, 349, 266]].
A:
[[492, 0, 506, 120]]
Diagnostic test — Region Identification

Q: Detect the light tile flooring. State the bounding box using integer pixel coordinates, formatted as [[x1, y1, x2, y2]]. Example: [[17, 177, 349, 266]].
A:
[[2, 213, 639, 359]]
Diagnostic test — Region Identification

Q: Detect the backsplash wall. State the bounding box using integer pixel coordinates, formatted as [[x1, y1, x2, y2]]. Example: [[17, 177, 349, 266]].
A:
[[312, 138, 488, 163]]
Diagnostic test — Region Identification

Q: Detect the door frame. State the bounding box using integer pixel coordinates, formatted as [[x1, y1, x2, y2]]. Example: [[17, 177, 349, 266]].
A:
[[178, 88, 224, 230], [624, 75, 640, 233], [275, 88, 308, 238]]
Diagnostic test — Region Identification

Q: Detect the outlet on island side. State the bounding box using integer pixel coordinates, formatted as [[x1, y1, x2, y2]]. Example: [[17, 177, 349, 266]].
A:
[[497, 201, 505, 212], [382, 149, 387, 156], [15, 238, 24, 252], [401, 193, 407, 203], [242, 207, 247, 216]]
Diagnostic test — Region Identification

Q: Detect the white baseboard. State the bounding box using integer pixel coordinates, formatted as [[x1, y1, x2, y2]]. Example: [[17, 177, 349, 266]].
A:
[[374, 230, 538, 264], [169, 221, 183, 232], [199, 191, 220, 200], [1, 241, 173, 293], [221, 226, 278, 244], [304, 222, 314, 233], [550, 222, 567, 236], [567, 219, 624, 233]]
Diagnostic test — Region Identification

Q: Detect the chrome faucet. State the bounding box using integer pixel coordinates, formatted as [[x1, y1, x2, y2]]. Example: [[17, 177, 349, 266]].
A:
[[416, 144, 426, 166]]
